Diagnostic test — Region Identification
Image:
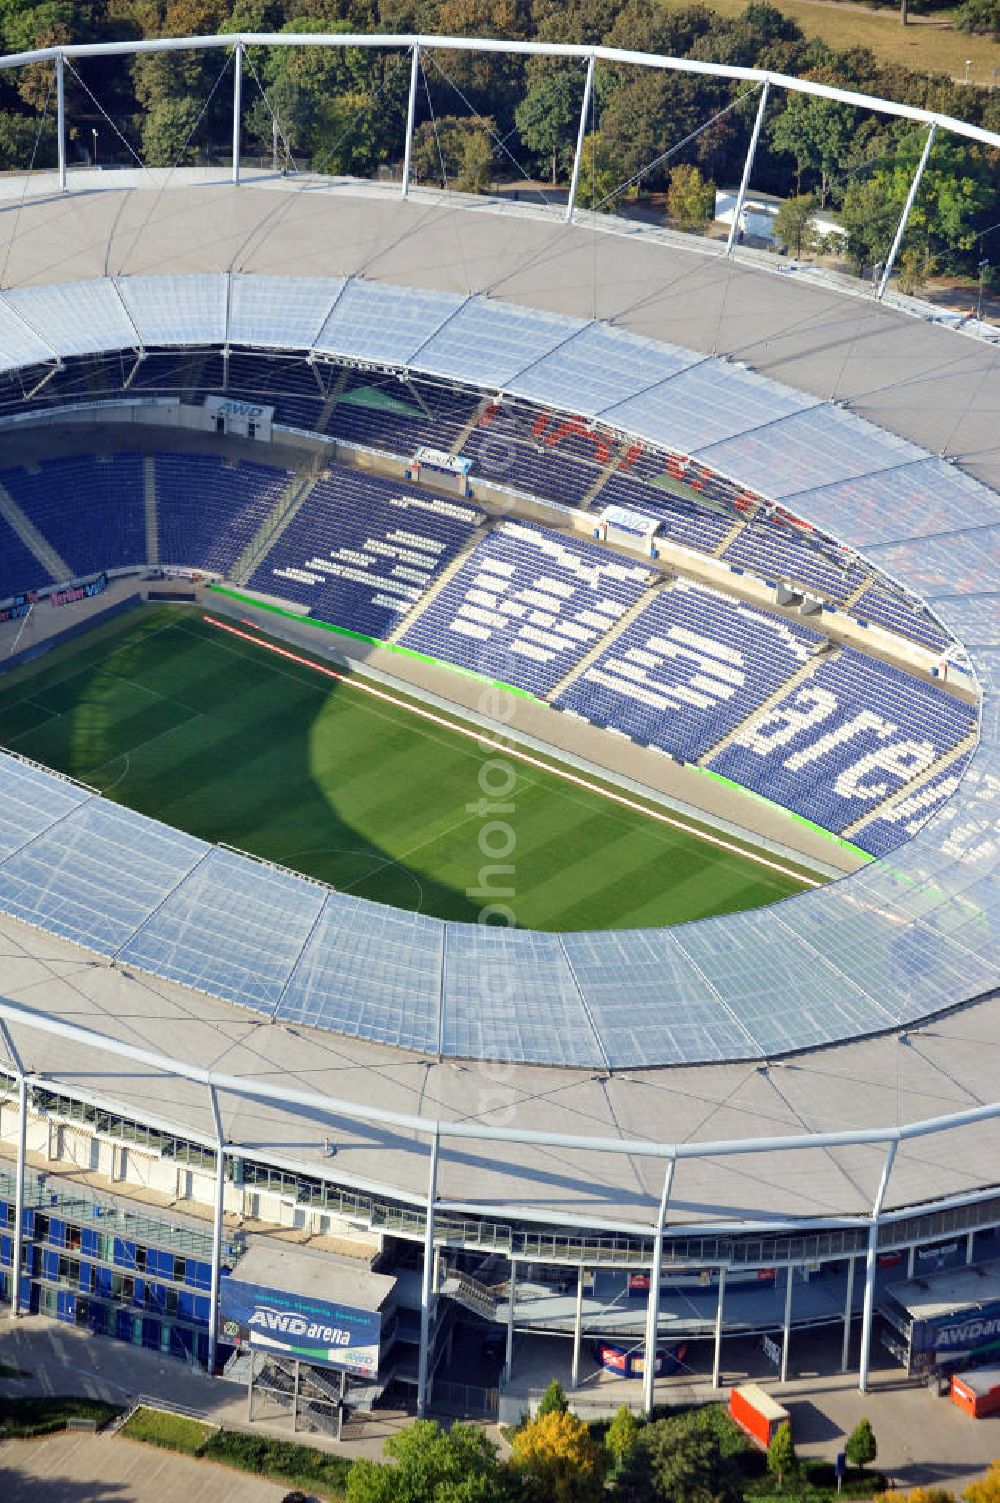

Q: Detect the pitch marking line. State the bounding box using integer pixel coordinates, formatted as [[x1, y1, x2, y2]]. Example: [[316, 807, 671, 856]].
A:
[[202, 614, 823, 890]]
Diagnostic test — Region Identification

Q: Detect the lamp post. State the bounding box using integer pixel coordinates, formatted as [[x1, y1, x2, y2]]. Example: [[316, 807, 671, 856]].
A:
[[977, 259, 990, 327]]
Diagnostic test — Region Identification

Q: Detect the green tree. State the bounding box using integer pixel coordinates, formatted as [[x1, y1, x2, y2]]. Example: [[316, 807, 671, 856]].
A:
[[666, 163, 715, 229], [896, 243, 936, 294], [846, 1417, 878, 1472], [767, 1419, 797, 1489], [605, 1404, 641, 1468], [141, 95, 204, 166], [619, 1413, 742, 1503], [577, 130, 620, 212], [515, 59, 585, 184], [537, 1378, 569, 1416], [346, 1419, 507, 1503], [456, 126, 494, 193], [955, 0, 1000, 37], [839, 175, 902, 272], [770, 92, 856, 203], [772, 193, 818, 257]]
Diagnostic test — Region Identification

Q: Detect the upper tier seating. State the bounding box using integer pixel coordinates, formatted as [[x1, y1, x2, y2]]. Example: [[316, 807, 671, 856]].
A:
[[851, 746, 976, 858], [461, 409, 606, 510], [0, 454, 145, 583], [709, 647, 977, 832], [324, 372, 481, 454], [400, 519, 654, 696], [557, 579, 824, 760], [723, 516, 868, 603], [852, 585, 950, 653], [156, 454, 294, 575], [598, 471, 734, 554], [225, 351, 329, 431], [248, 466, 482, 640]]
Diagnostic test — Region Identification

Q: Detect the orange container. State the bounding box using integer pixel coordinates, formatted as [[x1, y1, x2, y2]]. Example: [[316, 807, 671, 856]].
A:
[[951, 1367, 1000, 1418], [729, 1384, 790, 1449]]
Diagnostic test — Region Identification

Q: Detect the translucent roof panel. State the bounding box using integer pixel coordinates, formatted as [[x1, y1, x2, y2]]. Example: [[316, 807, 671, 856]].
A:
[[934, 593, 1000, 648], [116, 273, 227, 348], [227, 274, 344, 350], [561, 929, 755, 1068], [6, 279, 137, 359], [0, 755, 92, 861], [440, 927, 603, 1067], [413, 296, 576, 391], [0, 294, 57, 370], [674, 904, 900, 1054], [774, 883, 998, 1028], [0, 799, 206, 954], [695, 403, 926, 500], [785, 459, 1000, 551], [120, 847, 326, 1014], [315, 279, 465, 367], [602, 358, 813, 457], [510, 323, 696, 417], [866, 526, 1000, 599], [275, 893, 442, 1052]]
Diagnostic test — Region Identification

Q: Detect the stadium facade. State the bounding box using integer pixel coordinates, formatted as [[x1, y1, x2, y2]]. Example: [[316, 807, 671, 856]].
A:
[[0, 32, 997, 1424]]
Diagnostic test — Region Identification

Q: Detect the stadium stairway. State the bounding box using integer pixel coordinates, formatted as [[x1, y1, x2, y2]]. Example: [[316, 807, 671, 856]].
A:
[[384, 515, 493, 644], [317, 365, 351, 433], [143, 455, 158, 566], [840, 722, 980, 841], [712, 512, 753, 557], [0, 478, 70, 583], [580, 445, 625, 511], [545, 574, 673, 702], [696, 640, 839, 764], [230, 467, 327, 587], [452, 395, 493, 456], [841, 573, 875, 611]]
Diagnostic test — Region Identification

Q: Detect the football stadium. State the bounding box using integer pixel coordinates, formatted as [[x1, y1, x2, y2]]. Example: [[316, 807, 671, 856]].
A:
[[0, 29, 997, 1433]]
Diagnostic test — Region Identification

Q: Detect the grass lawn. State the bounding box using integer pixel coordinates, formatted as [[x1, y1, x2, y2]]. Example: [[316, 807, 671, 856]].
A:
[[0, 604, 819, 930], [121, 1406, 352, 1499], [663, 0, 1000, 83], [0, 1396, 121, 1437]]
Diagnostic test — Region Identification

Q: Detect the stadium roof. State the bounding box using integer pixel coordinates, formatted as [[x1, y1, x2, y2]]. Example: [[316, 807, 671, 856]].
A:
[[0, 177, 995, 1150]]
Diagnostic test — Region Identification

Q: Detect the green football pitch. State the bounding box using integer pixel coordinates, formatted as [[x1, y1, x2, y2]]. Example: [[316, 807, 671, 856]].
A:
[[0, 605, 821, 930]]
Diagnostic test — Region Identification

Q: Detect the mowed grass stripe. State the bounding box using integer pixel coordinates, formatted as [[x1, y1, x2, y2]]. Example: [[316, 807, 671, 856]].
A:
[[0, 606, 817, 930]]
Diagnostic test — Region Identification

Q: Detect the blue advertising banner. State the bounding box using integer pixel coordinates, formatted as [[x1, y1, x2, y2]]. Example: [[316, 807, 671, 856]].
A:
[[219, 1276, 382, 1377], [911, 1298, 1000, 1364]]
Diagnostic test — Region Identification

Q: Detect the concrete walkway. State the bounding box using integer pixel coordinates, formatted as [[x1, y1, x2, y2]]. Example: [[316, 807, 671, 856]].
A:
[[0, 1432, 289, 1502]]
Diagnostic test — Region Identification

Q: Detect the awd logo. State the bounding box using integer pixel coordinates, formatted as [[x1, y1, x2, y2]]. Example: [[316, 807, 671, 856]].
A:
[[248, 1306, 352, 1346]]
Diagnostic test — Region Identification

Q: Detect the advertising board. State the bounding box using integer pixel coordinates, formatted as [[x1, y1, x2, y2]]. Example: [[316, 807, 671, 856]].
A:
[[219, 1276, 382, 1377]]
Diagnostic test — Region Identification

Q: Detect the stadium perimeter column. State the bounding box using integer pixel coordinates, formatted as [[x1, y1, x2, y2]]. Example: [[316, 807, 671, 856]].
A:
[[711, 1267, 727, 1389], [643, 1157, 676, 1416], [417, 1127, 440, 1417], [10, 1075, 26, 1315], [859, 1141, 897, 1392]]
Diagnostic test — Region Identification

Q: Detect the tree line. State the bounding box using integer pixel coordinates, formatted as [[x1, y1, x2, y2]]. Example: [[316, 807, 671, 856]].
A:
[[0, 0, 997, 279]]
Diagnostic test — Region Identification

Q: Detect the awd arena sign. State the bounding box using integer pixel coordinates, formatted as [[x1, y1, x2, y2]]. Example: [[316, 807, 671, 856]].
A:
[[219, 1276, 382, 1377], [911, 1298, 1000, 1364]]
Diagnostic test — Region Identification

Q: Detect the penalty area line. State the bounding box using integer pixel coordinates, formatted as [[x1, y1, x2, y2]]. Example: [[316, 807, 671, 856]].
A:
[[201, 613, 823, 890]]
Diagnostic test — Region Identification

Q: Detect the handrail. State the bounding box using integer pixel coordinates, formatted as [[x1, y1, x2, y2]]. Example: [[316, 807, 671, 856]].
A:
[[0, 34, 996, 151]]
